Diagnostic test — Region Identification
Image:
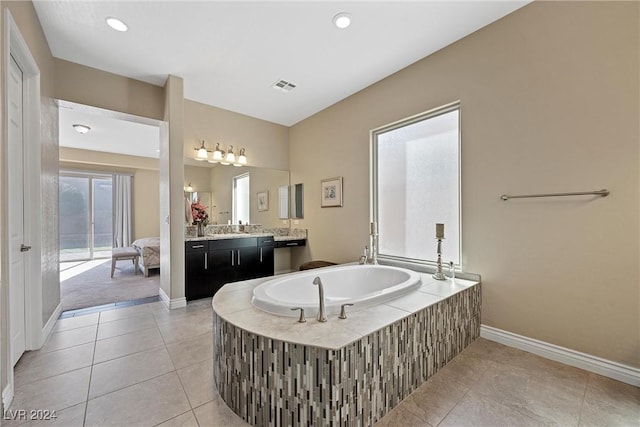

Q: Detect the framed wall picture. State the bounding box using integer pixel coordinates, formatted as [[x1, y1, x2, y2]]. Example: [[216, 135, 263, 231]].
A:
[[257, 190, 269, 211], [321, 177, 343, 207]]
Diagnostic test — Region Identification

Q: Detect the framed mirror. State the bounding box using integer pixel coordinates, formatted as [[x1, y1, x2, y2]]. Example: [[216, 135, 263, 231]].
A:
[[290, 183, 304, 219]]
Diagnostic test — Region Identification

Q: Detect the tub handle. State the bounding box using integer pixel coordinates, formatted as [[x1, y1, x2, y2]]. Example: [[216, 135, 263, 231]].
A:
[[339, 303, 354, 320], [291, 307, 306, 323]]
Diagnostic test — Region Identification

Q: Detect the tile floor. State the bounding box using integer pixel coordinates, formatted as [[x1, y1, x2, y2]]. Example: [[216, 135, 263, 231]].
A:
[[6, 299, 639, 427]]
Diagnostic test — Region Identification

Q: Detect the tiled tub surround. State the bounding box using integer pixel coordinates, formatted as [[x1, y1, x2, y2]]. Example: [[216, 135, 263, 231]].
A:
[[213, 273, 480, 426]]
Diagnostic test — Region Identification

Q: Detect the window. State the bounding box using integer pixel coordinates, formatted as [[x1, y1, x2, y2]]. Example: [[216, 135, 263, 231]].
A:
[[59, 172, 113, 261], [371, 102, 460, 267], [233, 173, 250, 224]]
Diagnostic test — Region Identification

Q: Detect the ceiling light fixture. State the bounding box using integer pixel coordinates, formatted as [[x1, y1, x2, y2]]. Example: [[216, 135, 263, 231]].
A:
[[72, 124, 91, 134], [332, 12, 352, 29], [106, 17, 128, 32]]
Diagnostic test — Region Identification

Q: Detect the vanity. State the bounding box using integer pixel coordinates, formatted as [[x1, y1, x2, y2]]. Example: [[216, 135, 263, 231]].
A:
[[185, 233, 306, 301]]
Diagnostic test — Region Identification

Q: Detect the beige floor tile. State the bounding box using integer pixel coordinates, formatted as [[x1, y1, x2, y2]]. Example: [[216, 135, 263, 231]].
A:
[[155, 410, 199, 427], [98, 304, 152, 323], [166, 332, 214, 370], [579, 373, 640, 426], [10, 367, 91, 413], [157, 315, 213, 344], [192, 395, 249, 427], [381, 353, 490, 426], [85, 372, 191, 427], [439, 363, 584, 426], [54, 313, 99, 332], [41, 325, 97, 353], [94, 327, 164, 364], [20, 402, 87, 427], [89, 346, 175, 399], [177, 358, 214, 408], [96, 312, 157, 340], [15, 343, 94, 386], [375, 403, 434, 427]]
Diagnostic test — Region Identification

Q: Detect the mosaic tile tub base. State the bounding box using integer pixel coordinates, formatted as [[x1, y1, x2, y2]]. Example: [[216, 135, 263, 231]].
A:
[[214, 285, 481, 426]]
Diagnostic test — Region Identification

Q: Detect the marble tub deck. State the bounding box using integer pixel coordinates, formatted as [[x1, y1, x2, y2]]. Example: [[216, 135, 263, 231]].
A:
[[212, 272, 478, 349]]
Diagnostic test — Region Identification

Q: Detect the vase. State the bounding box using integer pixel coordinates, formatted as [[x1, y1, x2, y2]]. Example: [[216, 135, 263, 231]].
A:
[[197, 223, 204, 237]]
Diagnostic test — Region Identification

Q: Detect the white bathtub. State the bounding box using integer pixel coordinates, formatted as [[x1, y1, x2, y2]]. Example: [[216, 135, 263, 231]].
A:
[[251, 265, 422, 317]]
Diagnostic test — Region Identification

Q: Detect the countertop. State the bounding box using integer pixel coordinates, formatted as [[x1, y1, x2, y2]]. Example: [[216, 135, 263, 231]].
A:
[[186, 233, 305, 242], [212, 271, 479, 350]]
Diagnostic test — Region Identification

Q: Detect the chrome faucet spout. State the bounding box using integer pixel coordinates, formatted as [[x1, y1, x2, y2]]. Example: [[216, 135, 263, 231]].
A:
[[312, 276, 328, 322]]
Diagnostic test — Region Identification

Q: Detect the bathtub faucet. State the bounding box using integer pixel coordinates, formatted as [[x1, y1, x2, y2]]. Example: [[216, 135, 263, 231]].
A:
[[312, 277, 328, 322]]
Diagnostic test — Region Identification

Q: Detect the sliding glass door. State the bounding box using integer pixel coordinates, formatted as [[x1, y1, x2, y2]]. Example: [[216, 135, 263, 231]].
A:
[[59, 173, 113, 261]]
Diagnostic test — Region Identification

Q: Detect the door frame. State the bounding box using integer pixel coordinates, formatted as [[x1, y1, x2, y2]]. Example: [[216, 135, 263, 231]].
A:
[[3, 10, 43, 409]]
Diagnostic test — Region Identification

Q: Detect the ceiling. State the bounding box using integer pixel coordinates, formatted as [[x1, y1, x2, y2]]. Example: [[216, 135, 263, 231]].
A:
[[35, 1, 530, 130]]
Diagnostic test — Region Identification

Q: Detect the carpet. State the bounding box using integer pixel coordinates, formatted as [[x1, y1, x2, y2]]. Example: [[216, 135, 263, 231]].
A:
[[60, 259, 160, 311]]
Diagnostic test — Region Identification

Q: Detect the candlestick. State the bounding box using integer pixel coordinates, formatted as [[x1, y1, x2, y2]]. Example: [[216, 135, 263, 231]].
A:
[[370, 222, 378, 235], [435, 223, 444, 239], [432, 237, 446, 280]]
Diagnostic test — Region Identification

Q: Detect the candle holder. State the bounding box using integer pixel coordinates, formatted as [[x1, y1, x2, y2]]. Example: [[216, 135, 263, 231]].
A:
[[432, 237, 447, 280], [369, 233, 379, 265]]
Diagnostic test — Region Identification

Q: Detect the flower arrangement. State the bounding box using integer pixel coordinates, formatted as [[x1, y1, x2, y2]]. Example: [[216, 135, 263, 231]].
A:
[[191, 199, 209, 226]]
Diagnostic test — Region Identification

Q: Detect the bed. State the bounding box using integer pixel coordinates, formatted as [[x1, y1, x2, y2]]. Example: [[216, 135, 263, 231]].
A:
[[132, 237, 160, 277]]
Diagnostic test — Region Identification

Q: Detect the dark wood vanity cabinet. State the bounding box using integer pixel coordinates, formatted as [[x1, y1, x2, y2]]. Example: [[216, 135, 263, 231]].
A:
[[186, 237, 275, 301], [257, 237, 275, 278], [208, 238, 259, 291], [185, 241, 212, 301]]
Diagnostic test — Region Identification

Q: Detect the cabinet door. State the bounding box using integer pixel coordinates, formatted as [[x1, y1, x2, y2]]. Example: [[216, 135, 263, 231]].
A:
[[209, 249, 237, 293], [257, 246, 274, 278], [185, 250, 211, 301], [236, 247, 259, 281]]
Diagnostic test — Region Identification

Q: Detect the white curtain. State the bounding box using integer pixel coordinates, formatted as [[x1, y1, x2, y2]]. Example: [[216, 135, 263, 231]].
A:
[[113, 174, 133, 247]]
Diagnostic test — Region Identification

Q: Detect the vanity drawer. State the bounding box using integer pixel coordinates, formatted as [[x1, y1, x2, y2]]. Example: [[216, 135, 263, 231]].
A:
[[258, 237, 275, 247], [209, 237, 258, 251], [185, 241, 208, 252], [275, 239, 306, 248]]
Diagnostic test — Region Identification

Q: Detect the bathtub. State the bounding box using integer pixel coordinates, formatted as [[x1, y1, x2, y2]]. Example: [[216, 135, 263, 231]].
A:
[[251, 264, 422, 317]]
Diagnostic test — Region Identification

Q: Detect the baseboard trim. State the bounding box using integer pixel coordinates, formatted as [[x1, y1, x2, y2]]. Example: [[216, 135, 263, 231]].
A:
[[159, 288, 187, 309], [2, 382, 14, 413], [42, 303, 62, 345], [480, 325, 640, 387]]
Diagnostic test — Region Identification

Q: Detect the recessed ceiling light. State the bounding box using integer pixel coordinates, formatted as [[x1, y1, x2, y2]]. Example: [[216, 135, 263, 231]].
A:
[[333, 13, 352, 29], [72, 124, 91, 134], [106, 17, 128, 32]]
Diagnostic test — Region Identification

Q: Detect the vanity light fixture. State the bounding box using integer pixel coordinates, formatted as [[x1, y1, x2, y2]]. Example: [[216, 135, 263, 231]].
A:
[[195, 141, 247, 166], [332, 12, 352, 29], [222, 146, 236, 165], [72, 124, 91, 134], [106, 17, 128, 32], [184, 182, 193, 192], [211, 143, 224, 163], [195, 140, 209, 160], [237, 148, 248, 166]]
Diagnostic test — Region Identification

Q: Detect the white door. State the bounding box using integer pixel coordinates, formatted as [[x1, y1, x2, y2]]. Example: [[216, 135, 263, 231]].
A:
[[8, 55, 27, 366]]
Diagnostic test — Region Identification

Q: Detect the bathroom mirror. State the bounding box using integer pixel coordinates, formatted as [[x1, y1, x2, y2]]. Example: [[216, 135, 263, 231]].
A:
[[278, 185, 289, 219], [290, 183, 304, 219], [184, 163, 289, 228]]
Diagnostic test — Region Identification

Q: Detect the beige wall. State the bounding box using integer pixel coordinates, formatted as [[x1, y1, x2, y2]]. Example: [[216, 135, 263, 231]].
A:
[[1, 0, 60, 395], [59, 150, 161, 241], [54, 58, 165, 121], [184, 100, 289, 171], [289, 1, 639, 367]]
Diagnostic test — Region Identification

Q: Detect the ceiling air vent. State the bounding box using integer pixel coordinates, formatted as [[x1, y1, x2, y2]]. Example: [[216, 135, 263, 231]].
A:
[[272, 79, 297, 93]]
